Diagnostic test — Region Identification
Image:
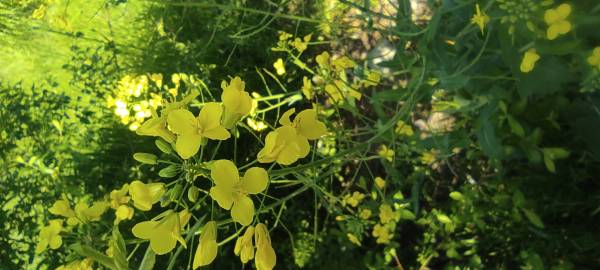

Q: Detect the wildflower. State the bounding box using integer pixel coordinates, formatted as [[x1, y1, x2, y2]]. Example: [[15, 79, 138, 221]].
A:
[[36, 220, 63, 253], [128, 180, 166, 211], [234, 226, 255, 264], [359, 209, 372, 220], [372, 223, 393, 244], [520, 48, 540, 73], [347, 233, 361, 246], [363, 70, 381, 87], [315, 51, 330, 68], [332, 56, 356, 72], [273, 58, 286, 75], [374, 177, 386, 189], [150, 73, 163, 88], [115, 205, 134, 224], [471, 4, 490, 35], [378, 145, 395, 162], [420, 149, 438, 165], [254, 223, 276, 270], [325, 80, 361, 103], [247, 118, 268, 132], [587, 47, 600, 68], [167, 103, 231, 159], [343, 191, 365, 207], [545, 4, 572, 40], [74, 201, 110, 222], [48, 198, 79, 225], [137, 91, 199, 144], [110, 184, 130, 209], [301, 76, 313, 100], [209, 160, 268, 225], [395, 120, 414, 136], [221, 77, 253, 129], [379, 204, 397, 224], [193, 221, 218, 268], [132, 209, 191, 255], [258, 108, 327, 165]]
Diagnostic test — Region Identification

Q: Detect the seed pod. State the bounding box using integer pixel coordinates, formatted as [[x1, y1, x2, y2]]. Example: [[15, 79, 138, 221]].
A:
[[169, 184, 183, 202], [159, 164, 178, 178], [155, 139, 172, 154], [133, 153, 158, 165]]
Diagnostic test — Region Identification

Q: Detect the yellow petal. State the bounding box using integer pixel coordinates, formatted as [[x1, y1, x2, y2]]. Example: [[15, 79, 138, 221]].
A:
[[167, 109, 197, 135], [279, 108, 295, 126], [240, 167, 268, 194], [203, 126, 231, 141], [556, 3, 571, 19], [129, 181, 166, 211], [197, 102, 223, 131], [132, 220, 158, 239], [49, 235, 62, 249], [175, 132, 203, 159], [295, 135, 310, 159], [315, 51, 330, 68], [231, 196, 254, 226], [150, 232, 177, 255], [294, 109, 327, 140], [520, 48, 540, 73], [211, 160, 239, 188], [49, 199, 75, 218], [82, 201, 109, 221], [193, 221, 218, 269], [209, 185, 235, 210], [257, 131, 279, 163]]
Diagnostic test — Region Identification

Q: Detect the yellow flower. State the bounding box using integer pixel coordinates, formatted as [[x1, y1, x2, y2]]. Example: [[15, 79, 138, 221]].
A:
[[301, 76, 313, 100], [545, 4, 572, 40], [363, 70, 381, 87], [359, 209, 372, 220], [315, 51, 330, 68], [520, 48, 540, 73], [128, 180, 166, 211], [587, 47, 600, 68], [48, 198, 79, 225], [132, 209, 191, 255], [221, 77, 253, 129], [273, 58, 286, 76], [420, 149, 438, 165], [378, 145, 394, 162], [374, 177, 386, 189], [150, 73, 163, 88], [234, 226, 255, 264], [471, 4, 490, 35], [247, 118, 268, 132], [343, 191, 365, 207], [167, 103, 231, 159], [325, 80, 361, 103], [75, 201, 110, 222], [257, 109, 327, 165], [347, 233, 361, 246], [110, 183, 130, 209], [209, 160, 268, 226], [193, 221, 218, 268], [254, 223, 276, 270], [395, 120, 414, 136], [379, 204, 398, 224], [137, 92, 199, 143], [115, 205, 134, 224], [36, 219, 62, 253], [292, 34, 311, 52], [372, 223, 393, 244], [332, 56, 356, 72]]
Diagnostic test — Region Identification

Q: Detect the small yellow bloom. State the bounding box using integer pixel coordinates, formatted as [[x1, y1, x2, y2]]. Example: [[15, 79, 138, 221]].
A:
[[234, 226, 255, 264], [209, 160, 268, 226], [545, 4, 572, 40], [315, 51, 330, 68], [395, 120, 414, 136], [48, 198, 79, 225], [471, 4, 490, 35], [372, 223, 393, 244], [301, 76, 313, 100], [132, 209, 191, 255], [359, 209, 372, 220], [128, 180, 166, 211], [36, 219, 63, 253], [292, 34, 311, 52], [258, 109, 327, 165], [221, 77, 253, 129], [137, 92, 199, 143], [150, 73, 163, 88], [193, 221, 218, 268], [75, 201, 110, 222], [273, 58, 286, 76], [110, 184, 130, 209], [420, 149, 438, 165], [332, 56, 356, 71], [587, 47, 600, 68], [254, 223, 276, 270], [343, 191, 365, 207], [379, 204, 397, 224], [378, 145, 394, 162], [520, 48, 540, 73], [347, 233, 361, 246], [363, 70, 381, 87], [247, 118, 268, 132], [115, 205, 134, 224], [374, 177, 386, 189], [167, 103, 231, 159]]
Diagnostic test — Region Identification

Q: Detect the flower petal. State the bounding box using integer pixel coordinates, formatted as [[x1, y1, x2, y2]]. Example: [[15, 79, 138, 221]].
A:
[[295, 109, 327, 140], [240, 167, 268, 194], [197, 102, 222, 131], [209, 186, 234, 210], [231, 196, 254, 226], [257, 131, 279, 163], [167, 109, 197, 134], [150, 233, 177, 255], [210, 160, 239, 188], [176, 132, 203, 159], [279, 108, 295, 126], [203, 126, 231, 141], [132, 221, 158, 240]]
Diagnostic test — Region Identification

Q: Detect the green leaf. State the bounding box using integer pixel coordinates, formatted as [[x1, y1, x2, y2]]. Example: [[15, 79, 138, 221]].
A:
[[476, 105, 504, 159], [522, 209, 545, 229], [449, 191, 465, 202], [507, 115, 525, 137], [138, 244, 156, 270], [71, 243, 117, 270], [542, 150, 556, 173]]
